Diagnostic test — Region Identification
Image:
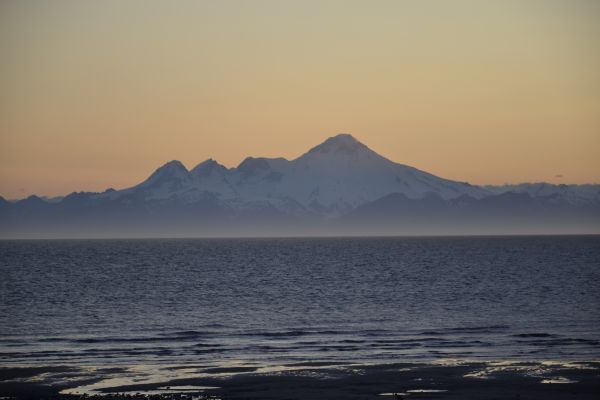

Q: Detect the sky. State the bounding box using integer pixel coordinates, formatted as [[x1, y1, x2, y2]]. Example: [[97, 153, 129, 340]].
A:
[[1, 0, 599, 199]]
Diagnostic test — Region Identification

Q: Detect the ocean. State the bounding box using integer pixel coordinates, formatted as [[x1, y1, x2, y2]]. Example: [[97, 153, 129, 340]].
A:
[[1, 236, 599, 395]]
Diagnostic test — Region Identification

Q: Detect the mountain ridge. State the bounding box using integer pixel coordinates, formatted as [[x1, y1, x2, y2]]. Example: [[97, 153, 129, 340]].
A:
[[1, 134, 599, 237], [108, 133, 492, 215]]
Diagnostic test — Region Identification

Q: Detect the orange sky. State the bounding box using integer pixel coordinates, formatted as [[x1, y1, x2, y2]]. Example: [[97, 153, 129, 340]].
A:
[[1, 0, 599, 199]]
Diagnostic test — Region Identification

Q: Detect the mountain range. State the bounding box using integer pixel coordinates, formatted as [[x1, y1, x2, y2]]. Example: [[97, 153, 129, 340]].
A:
[[1, 134, 599, 237]]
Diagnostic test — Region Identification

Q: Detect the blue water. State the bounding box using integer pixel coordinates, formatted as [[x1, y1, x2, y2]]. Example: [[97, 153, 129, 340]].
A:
[[1, 236, 599, 369]]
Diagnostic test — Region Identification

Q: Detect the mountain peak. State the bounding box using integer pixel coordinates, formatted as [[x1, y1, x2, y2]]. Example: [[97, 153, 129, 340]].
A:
[[331, 132, 357, 140], [151, 159, 188, 177], [159, 160, 187, 172], [20, 195, 47, 205], [324, 133, 359, 146], [191, 158, 227, 177], [306, 133, 369, 156], [140, 160, 189, 188], [193, 158, 218, 169], [237, 157, 271, 177]]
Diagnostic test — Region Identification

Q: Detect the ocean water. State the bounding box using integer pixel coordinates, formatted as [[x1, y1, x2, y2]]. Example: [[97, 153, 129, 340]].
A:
[[1, 236, 599, 370]]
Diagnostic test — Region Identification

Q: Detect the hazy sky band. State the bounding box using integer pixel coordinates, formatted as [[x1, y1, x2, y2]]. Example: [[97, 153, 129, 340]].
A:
[[1, 0, 599, 198]]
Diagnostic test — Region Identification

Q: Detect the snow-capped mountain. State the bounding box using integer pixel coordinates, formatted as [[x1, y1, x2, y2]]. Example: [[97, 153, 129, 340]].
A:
[[95, 133, 488, 216], [1, 133, 599, 237]]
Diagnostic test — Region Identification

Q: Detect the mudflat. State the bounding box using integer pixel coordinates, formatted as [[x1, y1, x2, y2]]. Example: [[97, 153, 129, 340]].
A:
[[1, 361, 599, 400]]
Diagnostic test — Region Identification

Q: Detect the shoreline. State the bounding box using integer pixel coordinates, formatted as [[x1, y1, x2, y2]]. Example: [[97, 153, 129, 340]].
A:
[[2, 360, 599, 400]]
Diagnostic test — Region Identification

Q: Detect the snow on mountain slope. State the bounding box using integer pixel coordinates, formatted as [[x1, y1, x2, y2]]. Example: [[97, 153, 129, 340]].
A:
[[212, 134, 488, 215], [99, 134, 491, 216], [265, 135, 486, 211], [94, 160, 190, 203], [285, 134, 486, 213], [188, 159, 237, 200]]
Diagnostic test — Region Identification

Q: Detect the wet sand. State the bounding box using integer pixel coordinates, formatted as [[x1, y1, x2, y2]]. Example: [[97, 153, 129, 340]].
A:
[[1, 361, 599, 399]]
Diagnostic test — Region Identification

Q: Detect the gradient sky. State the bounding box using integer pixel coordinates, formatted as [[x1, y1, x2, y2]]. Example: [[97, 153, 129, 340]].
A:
[[1, 0, 599, 198]]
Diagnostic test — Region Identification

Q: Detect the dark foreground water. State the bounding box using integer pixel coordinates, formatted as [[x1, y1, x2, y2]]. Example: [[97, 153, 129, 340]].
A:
[[1, 236, 599, 395]]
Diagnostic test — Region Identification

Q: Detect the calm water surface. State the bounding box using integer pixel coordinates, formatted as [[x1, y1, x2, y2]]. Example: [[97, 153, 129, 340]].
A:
[[1, 236, 599, 369]]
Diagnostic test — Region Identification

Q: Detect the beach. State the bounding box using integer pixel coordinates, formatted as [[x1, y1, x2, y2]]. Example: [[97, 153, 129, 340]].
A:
[[2, 360, 600, 399]]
